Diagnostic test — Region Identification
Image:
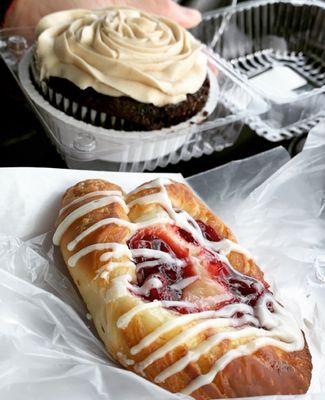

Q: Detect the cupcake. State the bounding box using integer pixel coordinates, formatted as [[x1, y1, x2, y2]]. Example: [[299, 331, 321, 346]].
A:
[[31, 7, 210, 131]]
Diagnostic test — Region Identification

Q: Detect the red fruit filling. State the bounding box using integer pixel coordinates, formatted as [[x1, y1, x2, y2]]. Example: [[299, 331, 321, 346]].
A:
[[127, 221, 266, 314], [196, 220, 222, 242], [127, 226, 195, 306]]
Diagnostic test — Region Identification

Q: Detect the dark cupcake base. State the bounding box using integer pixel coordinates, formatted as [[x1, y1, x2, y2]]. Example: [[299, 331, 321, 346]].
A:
[[32, 65, 210, 131]]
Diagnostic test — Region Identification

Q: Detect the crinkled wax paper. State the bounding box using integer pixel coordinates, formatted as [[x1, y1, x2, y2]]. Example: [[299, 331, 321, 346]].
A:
[[0, 127, 325, 399]]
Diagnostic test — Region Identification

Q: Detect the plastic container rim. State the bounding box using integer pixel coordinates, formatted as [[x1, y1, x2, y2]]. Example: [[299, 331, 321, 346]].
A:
[[200, 0, 325, 104], [202, 0, 325, 18], [16, 46, 269, 157]]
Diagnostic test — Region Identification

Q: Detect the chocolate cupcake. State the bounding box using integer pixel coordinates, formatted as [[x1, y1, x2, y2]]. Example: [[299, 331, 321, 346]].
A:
[[31, 7, 210, 131]]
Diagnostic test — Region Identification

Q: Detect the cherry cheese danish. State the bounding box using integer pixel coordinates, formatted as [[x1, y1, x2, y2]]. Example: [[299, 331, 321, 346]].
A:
[[53, 178, 312, 399]]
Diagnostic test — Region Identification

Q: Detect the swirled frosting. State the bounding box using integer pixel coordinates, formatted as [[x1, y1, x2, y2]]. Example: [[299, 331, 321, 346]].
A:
[[35, 7, 207, 106]]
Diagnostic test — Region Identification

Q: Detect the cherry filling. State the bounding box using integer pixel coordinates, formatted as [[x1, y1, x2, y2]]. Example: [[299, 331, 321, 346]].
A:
[[128, 227, 196, 305], [196, 220, 222, 242], [127, 221, 266, 314]]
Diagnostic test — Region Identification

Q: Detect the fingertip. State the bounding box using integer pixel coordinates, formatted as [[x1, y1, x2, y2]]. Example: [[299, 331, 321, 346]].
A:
[[177, 6, 202, 28]]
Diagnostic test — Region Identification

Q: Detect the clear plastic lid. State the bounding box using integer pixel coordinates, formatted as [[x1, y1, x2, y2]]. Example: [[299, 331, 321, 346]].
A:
[[193, 0, 325, 141]]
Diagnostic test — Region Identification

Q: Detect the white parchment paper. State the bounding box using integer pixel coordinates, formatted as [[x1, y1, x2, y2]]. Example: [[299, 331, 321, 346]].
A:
[[0, 135, 324, 399]]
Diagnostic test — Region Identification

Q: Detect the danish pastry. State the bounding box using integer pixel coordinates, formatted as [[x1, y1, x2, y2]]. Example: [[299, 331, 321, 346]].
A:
[[53, 178, 312, 399]]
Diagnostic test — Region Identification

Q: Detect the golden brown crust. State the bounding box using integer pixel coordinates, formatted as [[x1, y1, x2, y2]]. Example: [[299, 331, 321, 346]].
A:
[[55, 178, 312, 399], [205, 343, 312, 398]]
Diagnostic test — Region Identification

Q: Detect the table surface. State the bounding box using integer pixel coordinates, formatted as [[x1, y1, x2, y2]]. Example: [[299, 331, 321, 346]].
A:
[[0, 57, 292, 177]]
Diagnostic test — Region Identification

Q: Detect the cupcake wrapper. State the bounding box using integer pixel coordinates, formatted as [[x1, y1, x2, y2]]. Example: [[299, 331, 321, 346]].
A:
[[37, 79, 134, 131], [30, 51, 212, 133]]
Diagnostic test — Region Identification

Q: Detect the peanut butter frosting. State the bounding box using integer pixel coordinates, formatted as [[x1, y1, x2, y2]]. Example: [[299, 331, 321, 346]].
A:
[[35, 7, 207, 107]]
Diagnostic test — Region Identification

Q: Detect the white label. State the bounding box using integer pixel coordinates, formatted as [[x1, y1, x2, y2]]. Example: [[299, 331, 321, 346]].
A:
[[249, 65, 307, 104]]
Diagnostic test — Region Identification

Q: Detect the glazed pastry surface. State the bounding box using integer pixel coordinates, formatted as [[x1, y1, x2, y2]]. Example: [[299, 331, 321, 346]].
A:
[[53, 178, 312, 399]]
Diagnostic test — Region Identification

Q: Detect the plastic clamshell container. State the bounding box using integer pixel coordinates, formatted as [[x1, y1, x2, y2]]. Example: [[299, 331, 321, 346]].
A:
[[0, 27, 267, 171], [192, 0, 325, 141]]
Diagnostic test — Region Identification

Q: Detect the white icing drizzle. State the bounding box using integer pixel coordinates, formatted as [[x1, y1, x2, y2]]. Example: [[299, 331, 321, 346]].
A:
[[117, 352, 135, 366], [131, 249, 184, 270], [117, 300, 198, 330], [182, 316, 303, 394], [105, 274, 133, 303], [193, 293, 234, 309], [128, 182, 210, 247], [209, 239, 253, 259], [135, 317, 235, 374], [53, 195, 128, 245], [129, 179, 252, 260], [160, 300, 197, 309], [155, 325, 260, 383], [100, 247, 132, 262], [153, 317, 261, 383], [131, 249, 177, 263], [129, 305, 251, 356], [131, 277, 163, 297], [135, 216, 173, 228], [170, 276, 199, 291], [59, 190, 122, 215], [180, 210, 254, 261], [67, 217, 133, 251], [68, 243, 130, 267], [128, 178, 172, 197], [131, 312, 218, 356], [179, 293, 304, 394], [182, 340, 264, 395], [68, 217, 173, 252], [95, 261, 135, 280], [117, 301, 162, 329], [135, 260, 167, 269], [127, 192, 173, 211], [255, 293, 304, 348]]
